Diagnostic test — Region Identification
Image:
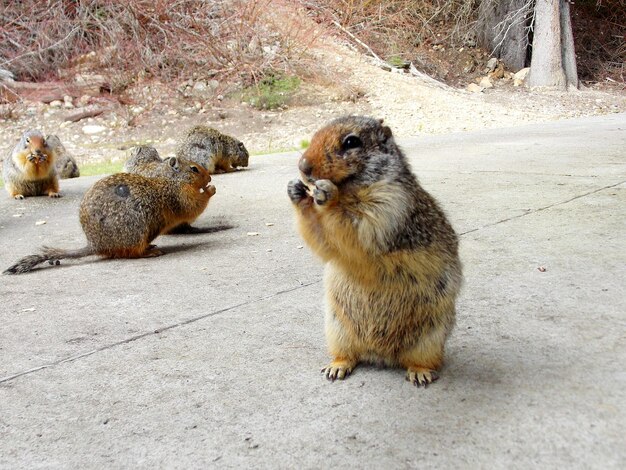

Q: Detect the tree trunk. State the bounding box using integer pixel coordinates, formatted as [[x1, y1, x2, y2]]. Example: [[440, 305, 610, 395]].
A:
[[528, 0, 578, 89], [477, 0, 531, 71], [560, 0, 578, 88]]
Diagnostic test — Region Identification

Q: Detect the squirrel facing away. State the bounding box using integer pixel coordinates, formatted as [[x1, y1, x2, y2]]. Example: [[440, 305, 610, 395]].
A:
[[176, 126, 249, 174], [3, 129, 60, 199], [46, 135, 80, 179], [122, 145, 162, 175], [288, 116, 463, 387], [124, 145, 234, 234], [4, 160, 215, 274]]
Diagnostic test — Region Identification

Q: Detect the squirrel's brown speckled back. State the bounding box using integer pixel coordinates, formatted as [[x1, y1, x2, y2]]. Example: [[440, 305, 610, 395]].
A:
[[4, 162, 215, 274], [288, 115, 462, 388], [123, 145, 233, 234], [176, 126, 249, 174]]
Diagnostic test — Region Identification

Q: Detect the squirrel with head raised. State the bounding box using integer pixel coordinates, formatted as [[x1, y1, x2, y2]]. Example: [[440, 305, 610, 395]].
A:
[[3, 129, 60, 199], [176, 126, 249, 174], [123, 145, 233, 234], [5, 159, 215, 274], [288, 116, 462, 387]]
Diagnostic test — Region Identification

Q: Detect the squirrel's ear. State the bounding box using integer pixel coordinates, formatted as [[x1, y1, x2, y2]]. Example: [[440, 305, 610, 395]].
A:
[[381, 125, 393, 142], [168, 157, 181, 172]]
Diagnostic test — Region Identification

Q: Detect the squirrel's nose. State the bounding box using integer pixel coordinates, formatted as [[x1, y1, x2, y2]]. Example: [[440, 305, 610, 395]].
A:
[[299, 157, 312, 176]]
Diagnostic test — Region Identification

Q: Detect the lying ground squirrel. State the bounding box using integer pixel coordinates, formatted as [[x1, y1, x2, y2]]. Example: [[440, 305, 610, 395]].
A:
[[3, 129, 60, 199], [46, 135, 80, 179], [288, 116, 463, 387], [176, 126, 249, 174], [4, 160, 215, 274], [124, 145, 234, 234]]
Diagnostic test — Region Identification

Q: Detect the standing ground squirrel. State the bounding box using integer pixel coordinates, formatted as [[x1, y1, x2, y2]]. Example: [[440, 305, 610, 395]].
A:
[[124, 145, 234, 234], [288, 116, 463, 387], [4, 160, 215, 274], [176, 126, 249, 173], [3, 129, 60, 199], [46, 135, 80, 179]]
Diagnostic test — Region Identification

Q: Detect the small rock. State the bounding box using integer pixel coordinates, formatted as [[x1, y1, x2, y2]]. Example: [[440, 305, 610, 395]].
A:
[[78, 95, 91, 106], [82, 124, 107, 135], [192, 81, 207, 92], [130, 106, 144, 116], [513, 67, 530, 81], [485, 58, 498, 73], [467, 83, 483, 93], [265, 223, 274, 226], [49, 100, 63, 108], [489, 64, 505, 80], [479, 76, 494, 89], [247, 232, 260, 236], [35, 220, 46, 226]]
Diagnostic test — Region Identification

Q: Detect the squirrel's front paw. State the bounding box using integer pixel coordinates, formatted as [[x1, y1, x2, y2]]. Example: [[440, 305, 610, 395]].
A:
[[313, 179, 338, 206], [48, 192, 61, 198], [204, 185, 216, 197], [287, 178, 310, 204]]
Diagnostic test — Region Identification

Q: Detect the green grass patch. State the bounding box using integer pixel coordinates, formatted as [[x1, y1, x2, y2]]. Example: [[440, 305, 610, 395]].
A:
[[80, 160, 124, 177], [0, 161, 123, 189], [240, 73, 301, 110], [387, 55, 410, 69]]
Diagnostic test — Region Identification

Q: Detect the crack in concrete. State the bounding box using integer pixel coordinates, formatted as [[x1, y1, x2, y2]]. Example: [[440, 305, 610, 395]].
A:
[[2, 180, 623, 384], [0, 279, 322, 384], [460, 180, 625, 236]]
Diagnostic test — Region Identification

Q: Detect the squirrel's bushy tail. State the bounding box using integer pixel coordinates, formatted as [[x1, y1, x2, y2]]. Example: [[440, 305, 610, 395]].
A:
[[3, 246, 94, 274]]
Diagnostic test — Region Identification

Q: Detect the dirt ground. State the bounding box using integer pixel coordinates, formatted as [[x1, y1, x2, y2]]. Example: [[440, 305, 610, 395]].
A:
[[1, 38, 625, 167]]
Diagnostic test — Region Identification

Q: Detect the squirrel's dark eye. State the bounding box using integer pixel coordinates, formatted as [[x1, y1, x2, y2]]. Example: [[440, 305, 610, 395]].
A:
[[190, 165, 200, 173], [342, 134, 362, 151]]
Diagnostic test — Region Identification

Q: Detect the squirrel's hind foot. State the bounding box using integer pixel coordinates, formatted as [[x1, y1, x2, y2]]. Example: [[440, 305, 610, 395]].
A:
[[405, 368, 439, 388], [321, 358, 357, 381], [143, 246, 164, 257]]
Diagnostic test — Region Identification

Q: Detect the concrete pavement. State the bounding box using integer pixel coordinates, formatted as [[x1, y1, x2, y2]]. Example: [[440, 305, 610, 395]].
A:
[[1, 113, 625, 468]]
